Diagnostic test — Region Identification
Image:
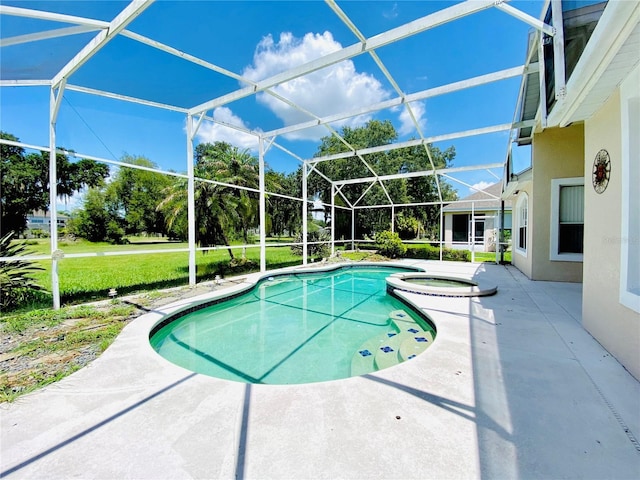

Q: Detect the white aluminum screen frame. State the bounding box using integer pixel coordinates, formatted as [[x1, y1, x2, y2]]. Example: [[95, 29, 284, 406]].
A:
[[0, 0, 564, 308]]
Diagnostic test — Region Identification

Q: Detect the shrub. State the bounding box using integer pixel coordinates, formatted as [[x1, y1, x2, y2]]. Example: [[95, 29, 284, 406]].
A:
[[31, 229, 50, 239], [404, 245, 471, 262], [290, 228, 330, 259], [374, 231, 406, 258], [0, 232, 47, 310]]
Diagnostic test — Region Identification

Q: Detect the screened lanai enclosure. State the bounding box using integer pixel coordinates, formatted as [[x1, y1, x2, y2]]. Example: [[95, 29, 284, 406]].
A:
[[0, 0, 568, 308]]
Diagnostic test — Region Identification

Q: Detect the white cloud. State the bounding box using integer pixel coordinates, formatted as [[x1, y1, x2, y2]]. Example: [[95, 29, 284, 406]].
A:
[[242, 31, 396, 141], [470, 181, 493, 193], [398, 101, 426, 136], [383, 3, 399, 19], [194, 107, 260, 151]]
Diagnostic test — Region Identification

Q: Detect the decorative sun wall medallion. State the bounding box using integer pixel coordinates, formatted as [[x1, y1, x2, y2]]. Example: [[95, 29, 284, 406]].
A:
[[592, 149, 611, 194]]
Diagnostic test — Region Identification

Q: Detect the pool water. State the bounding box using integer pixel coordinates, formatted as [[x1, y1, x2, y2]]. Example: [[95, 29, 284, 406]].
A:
[[150, 266, 436, 384]]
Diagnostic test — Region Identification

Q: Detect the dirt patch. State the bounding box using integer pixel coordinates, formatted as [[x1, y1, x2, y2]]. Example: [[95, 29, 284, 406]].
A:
[[0, 278, 245, 402]]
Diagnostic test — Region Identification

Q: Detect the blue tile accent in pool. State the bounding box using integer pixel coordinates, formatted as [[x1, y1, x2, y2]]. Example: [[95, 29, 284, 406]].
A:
[[380, 346, 394, 353], [359, 350, 372, 357], [408, 328, 419, 334], [387, 332, 396, 337], [397, 313, 406, 318], [415, 337, 428, 343], [408, 354, 416, 359]]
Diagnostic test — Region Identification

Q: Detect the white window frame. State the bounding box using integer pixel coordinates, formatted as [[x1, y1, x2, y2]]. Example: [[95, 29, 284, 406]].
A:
[[619, 65, 640, 313], [515, 193, 528, 257], [550, 177, 584, 262]]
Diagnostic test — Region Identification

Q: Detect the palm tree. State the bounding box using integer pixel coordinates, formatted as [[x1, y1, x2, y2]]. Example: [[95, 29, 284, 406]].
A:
[[158, 142, 262, 260], [202, 144, 260, 245]]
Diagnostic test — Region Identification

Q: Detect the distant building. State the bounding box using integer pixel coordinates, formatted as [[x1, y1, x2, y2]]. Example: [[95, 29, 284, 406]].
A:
[[311, 198, 330, 224], [25, 210, 70, 237], [442, 182, 512, 252]]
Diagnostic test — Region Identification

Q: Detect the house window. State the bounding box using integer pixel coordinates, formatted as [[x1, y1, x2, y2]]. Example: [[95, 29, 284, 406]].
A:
[[452, 214, 468, 243], [620, 66, 640, 313], [515, 193, 528, 255], [550, 177, 584, 261]]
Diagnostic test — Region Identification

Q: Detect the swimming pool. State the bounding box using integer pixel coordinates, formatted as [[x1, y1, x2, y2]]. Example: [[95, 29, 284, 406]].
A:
[[150, 266, 436, 384]]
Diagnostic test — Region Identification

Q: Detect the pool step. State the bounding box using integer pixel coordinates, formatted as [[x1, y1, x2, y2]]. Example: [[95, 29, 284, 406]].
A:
[[373, 331, 413, 370], [350, 312, 435, 376], [399, 330, 435, 361], [350, 337, 380, 376]]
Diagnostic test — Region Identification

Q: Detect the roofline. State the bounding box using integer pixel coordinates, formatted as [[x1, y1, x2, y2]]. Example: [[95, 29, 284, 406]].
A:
[[547, 0, 640, 127], [442, 206, 511, 213]]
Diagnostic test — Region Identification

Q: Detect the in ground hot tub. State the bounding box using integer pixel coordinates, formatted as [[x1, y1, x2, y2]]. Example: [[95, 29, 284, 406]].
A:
[[387, 272, 497, 297]]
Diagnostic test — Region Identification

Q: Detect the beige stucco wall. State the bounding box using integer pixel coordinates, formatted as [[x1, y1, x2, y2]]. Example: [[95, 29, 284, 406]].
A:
[[530, 124, 585, 281], [583, 88, 640, 380], [444, 214, 453, 246]]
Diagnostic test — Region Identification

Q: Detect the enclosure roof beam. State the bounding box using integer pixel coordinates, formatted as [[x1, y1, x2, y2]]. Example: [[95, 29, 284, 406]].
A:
[[0, 138, 51, 152], [188, 0, 501, 115], [0, 5, 109, 28], [0, 80, 51, 87], [325, 0, 404, 95], [334, 162, 504, 187], [66, 84, 188, 113], [439, 173, 500, 198], [266, 65, 524, 138], [120, 30, 254, 85], [0, 25, 103, 48], [270, 142, 338, 193], [495, 2, 555, 36], [378, 179, 395, 207], [351, 181, 377, 208], [201, 113, 261, 138], [309, 120, 535, 164], [353, 197, 502, 209], [51, 0, 154, 89]]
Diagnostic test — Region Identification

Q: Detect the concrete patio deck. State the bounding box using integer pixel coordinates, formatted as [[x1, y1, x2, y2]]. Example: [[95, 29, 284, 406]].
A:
[[1, 261, 638, 479]]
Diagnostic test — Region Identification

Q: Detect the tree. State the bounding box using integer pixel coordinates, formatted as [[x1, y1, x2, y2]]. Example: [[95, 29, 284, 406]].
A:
[[266, 170, 301, 237], [69, 188, 126, 244], [105, 155, 172, 236], [0, 131, 110, 236], [158, 142, 263, 259], [308, 120, 457, 239], [198, 144, 261, 243], [395, 212, 421, 240]]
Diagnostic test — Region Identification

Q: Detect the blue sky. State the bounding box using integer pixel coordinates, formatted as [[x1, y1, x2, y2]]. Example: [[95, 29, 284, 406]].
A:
[[0, 0, 543, 204]]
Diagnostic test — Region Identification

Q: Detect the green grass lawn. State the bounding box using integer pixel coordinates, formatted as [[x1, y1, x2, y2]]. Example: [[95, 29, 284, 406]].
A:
[[473, 251, 512, 263], [11, 238, 512, 310], [16, 238, 305, 308]]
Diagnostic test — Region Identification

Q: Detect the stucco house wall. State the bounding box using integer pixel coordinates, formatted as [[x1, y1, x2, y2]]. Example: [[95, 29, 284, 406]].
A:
[[505, 0, 639, 381], [583, 80, 640, 381], [444, 214, 452, 246], [530, 124, 585, 282]]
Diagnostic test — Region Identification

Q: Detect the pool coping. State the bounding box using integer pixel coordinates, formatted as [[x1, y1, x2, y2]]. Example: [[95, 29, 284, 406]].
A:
[[386, 272, 498, 297], [1, 261, 638, 479]]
